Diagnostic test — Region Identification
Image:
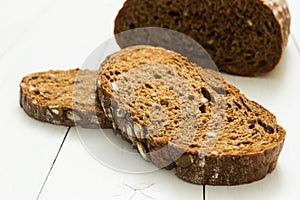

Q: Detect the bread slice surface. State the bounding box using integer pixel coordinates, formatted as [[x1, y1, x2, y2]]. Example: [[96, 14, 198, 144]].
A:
[[97, 45, 285, 185], [20, 68, 111, 128], [114, 0, 290, 76]]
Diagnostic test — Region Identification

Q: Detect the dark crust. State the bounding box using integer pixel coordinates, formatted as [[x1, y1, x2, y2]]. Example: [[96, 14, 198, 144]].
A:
[[114, 0, 291, 76], [20, 89, 73, 126], [262, 0, 290, 49], [19, 75, 112, 129], [176, 126, 285, 185]]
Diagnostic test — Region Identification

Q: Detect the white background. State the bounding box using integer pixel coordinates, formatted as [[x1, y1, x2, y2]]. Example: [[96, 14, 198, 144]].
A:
[[0, 0, 299, 199]]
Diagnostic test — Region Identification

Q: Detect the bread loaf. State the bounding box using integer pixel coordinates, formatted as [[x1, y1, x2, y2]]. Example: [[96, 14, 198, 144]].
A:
[[97, 45, 286, 185], [20, 69, 111, 129], [114, 0, 290, 76]]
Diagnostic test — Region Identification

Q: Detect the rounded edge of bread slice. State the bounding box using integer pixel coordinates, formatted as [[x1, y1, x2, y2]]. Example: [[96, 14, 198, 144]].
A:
[[97, 45, 286, 185], [20, 68, 111, 129]]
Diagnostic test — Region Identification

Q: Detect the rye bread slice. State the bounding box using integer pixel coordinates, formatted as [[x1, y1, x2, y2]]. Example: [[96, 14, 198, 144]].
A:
[[97, 45, 286, 185], [114, 0, 290, 76], [20, 68, 111, 129]]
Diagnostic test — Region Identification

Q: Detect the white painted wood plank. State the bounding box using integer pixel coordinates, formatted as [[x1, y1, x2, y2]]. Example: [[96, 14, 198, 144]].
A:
[[0, 14, 70, 196], [39, 128, 204, 200], [6, 0, 125, 70], [206, 36, 300, 200], [0, 0, 53, 58], [289, 0, 300, 47], [0, 0, 112, 198], [0, 73, 68, 199]]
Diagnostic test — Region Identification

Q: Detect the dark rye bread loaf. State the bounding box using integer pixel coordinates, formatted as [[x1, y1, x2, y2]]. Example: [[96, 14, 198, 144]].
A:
[[20, 69, 111, 129], [114, 0, 290, 76], [97, 45, 286, 185]]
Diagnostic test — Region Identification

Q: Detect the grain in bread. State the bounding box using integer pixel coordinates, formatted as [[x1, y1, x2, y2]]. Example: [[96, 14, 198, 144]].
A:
[[97, 45, 286, 185]]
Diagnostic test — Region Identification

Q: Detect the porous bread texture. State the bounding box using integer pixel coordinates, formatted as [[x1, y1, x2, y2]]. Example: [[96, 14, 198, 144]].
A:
[[20, 68, 111, 129], [98, 45, 213, 155], [97, 45, 286, 185], [114, 0, 290, 76], [176, 81, 285, 185]]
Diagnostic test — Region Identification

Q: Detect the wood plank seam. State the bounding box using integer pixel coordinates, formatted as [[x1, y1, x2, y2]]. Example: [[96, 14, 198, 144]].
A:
[[291, 33, 300, 56], [36, 127, 71, 200]]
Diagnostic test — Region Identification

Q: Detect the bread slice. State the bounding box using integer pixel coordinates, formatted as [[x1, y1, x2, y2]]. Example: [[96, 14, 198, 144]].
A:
[[114, 0, 290, 76], [20, 68, 112, 129], [97, 45, 286, 185]]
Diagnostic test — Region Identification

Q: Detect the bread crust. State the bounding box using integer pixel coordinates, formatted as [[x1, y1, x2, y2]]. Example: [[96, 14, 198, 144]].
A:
[[20, 69, 112, 129], [175, 125, 285, 185], [114, 0, 291, 76]]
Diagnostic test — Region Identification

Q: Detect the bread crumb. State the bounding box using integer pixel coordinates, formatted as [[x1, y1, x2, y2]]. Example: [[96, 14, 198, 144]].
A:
[[207, 39, 214, 45], [200, 98, 208, 103], [212, 172, 219, 179], [247, 19, 253, 26], [29, 85, 35, 91]]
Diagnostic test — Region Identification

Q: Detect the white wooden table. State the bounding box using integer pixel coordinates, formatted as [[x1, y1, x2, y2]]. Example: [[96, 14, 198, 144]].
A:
[[1, 0, 299, 199]]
